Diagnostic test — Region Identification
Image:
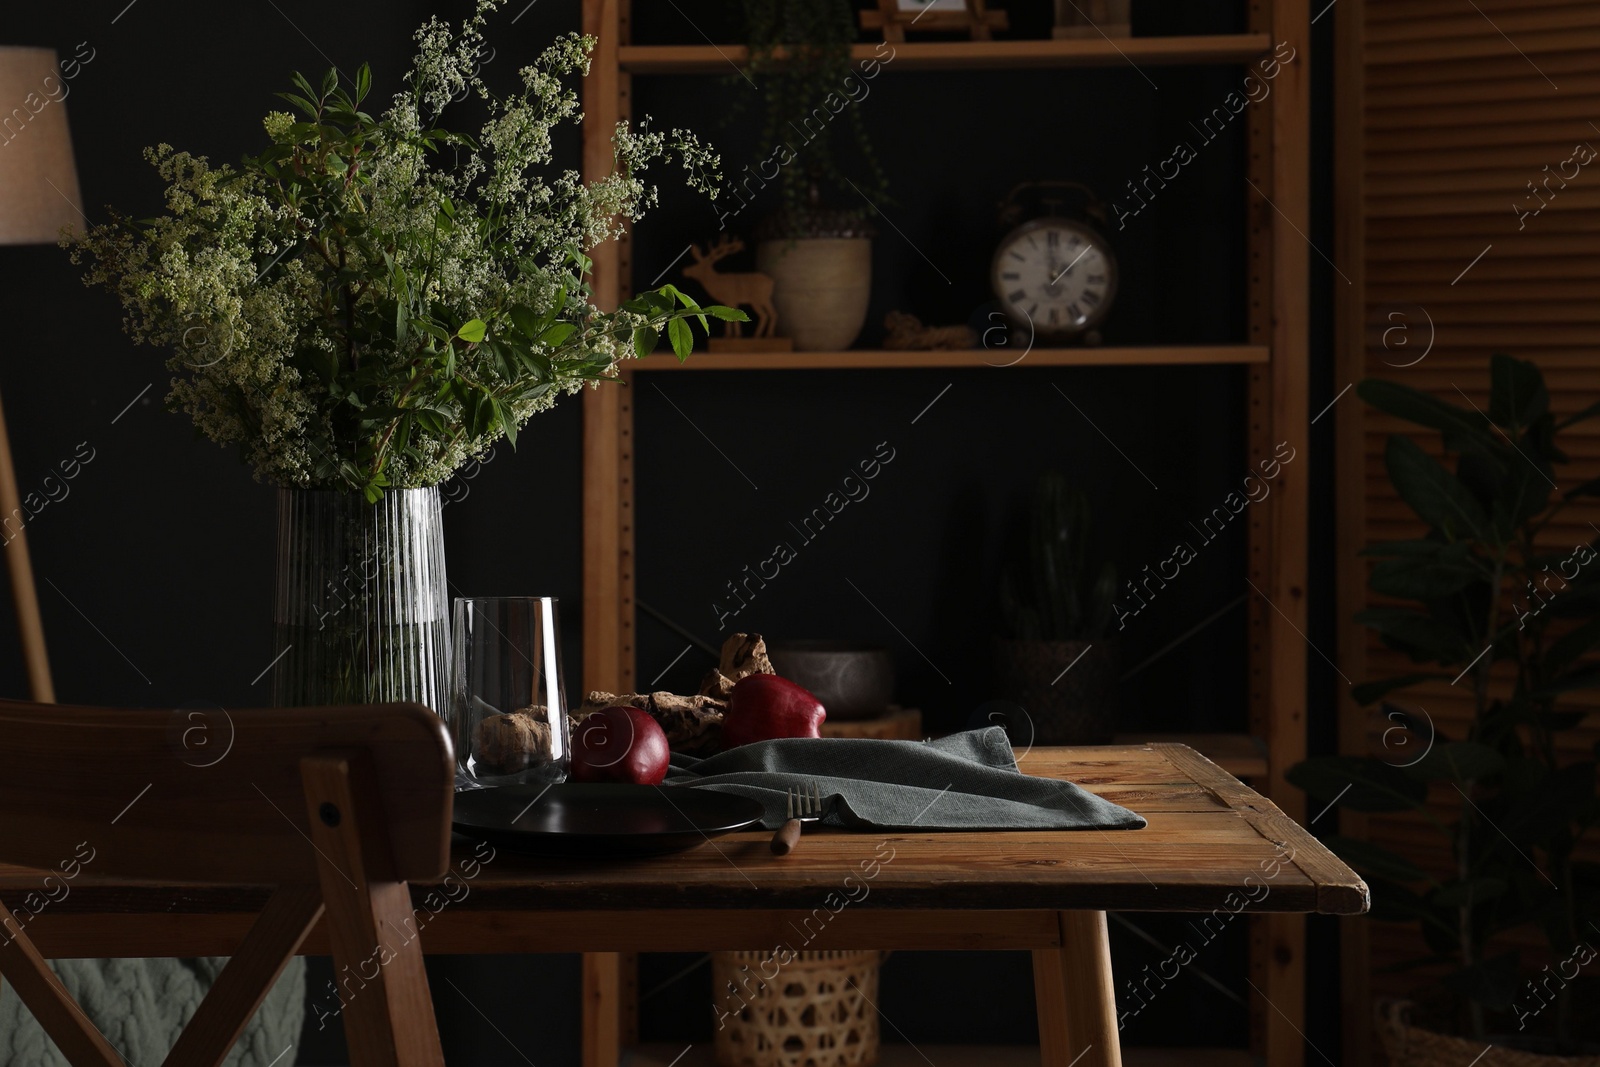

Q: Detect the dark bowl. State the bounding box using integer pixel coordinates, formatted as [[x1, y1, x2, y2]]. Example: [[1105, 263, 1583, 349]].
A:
[[767, 641, 896, 722]]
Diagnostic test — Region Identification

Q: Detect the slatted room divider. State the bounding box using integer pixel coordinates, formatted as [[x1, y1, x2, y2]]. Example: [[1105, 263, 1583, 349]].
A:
[[1336, 0, 1600, 1060]]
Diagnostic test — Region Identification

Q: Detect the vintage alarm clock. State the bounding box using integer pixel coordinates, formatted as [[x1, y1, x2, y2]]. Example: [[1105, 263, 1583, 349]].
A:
[[990, 181, 1118, 343]]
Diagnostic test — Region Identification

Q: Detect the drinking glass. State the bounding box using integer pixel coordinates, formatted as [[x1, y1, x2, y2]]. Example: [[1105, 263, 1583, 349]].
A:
[[449, 597, 568, 789]]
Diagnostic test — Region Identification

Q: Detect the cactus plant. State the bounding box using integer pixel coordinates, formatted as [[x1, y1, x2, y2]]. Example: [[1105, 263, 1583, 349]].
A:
[[1000, 472, 1118, 641]]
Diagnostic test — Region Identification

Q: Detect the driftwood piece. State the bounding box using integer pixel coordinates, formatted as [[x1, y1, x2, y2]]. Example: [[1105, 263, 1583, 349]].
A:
[[883, 311, 976, 351], [576, 690, 729, 758], [472, 710, 553, 774], [699, 632, 774, 699], [570, 634, 777, 757]]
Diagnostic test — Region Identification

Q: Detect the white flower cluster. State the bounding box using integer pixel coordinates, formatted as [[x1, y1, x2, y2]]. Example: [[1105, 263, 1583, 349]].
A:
[[69, 0, 721, 495]]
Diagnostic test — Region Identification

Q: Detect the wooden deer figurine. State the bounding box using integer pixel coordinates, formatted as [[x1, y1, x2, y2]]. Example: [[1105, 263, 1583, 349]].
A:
[[681, 235, 778, 339]]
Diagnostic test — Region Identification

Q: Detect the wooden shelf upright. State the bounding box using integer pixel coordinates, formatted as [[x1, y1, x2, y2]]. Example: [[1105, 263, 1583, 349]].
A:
[[577, 4, 1312, 1064]]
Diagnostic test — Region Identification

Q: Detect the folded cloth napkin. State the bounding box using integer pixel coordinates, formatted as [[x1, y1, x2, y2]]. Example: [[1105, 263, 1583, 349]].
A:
[[665, 729, 1145, 832]]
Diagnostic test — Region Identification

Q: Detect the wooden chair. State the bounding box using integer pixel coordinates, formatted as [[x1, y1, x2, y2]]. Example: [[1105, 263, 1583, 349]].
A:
[[0, 699, 455, 1067]]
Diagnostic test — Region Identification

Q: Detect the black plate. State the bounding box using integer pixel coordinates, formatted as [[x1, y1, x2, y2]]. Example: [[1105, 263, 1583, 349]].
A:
[[452, 783, 765, 858]]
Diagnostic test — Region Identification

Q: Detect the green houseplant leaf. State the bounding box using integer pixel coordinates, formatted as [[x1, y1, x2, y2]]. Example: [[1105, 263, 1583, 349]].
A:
[[1285, 756, 1428, 812], [1384, 435, 1493, 543]]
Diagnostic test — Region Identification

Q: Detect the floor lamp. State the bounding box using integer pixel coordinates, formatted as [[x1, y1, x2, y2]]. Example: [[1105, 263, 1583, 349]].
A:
[[0, 47, 80, 703]]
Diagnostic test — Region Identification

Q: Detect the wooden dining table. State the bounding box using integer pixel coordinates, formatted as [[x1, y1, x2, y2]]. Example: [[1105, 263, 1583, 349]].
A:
[[0, 742, 1366, 1067]]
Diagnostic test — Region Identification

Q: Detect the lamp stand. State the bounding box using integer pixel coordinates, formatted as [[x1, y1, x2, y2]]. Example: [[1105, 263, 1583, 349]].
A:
[[0, 386, 53, 702]]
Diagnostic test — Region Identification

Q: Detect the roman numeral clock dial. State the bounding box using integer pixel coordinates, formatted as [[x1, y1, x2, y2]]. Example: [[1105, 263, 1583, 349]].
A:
[[990, 217, 1118, 343]]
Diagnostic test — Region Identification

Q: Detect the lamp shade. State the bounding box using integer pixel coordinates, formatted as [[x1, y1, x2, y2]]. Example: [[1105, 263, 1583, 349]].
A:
[[0, 47, 83, 245]]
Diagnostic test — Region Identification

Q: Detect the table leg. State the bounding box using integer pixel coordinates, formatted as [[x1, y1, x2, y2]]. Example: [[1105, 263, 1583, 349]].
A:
[[1032, 910, 1122, 1067], [583, 952, 622, 1067]]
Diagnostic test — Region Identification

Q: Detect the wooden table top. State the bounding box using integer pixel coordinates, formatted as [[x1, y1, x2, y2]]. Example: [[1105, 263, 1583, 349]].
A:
[[0, 743, 1367, 925]]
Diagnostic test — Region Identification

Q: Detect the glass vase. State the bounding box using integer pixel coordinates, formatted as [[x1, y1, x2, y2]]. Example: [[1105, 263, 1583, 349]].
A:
[[271, 487, 451, 715]]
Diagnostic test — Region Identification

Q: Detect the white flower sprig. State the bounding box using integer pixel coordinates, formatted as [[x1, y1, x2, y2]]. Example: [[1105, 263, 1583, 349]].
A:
[[69, 0, 742, 498]]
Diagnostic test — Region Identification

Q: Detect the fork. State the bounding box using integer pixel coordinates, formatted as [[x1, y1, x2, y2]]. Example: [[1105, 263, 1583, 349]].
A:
[[770, 782, 824, 856]]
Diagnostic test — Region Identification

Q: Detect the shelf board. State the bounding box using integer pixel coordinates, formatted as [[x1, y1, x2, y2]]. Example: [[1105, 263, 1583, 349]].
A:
[[1114, 732, 1268, 779], [619, 35, 1275, 74], [629, 345, 1267, 372]]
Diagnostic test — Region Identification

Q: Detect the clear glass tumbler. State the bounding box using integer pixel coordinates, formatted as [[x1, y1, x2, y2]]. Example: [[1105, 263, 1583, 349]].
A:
[[449, 597, 568, 789]]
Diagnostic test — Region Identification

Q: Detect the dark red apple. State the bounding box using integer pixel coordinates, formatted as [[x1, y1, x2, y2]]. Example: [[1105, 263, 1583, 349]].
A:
[[570, 706, 671, 785], [721, 674, 827, 748]]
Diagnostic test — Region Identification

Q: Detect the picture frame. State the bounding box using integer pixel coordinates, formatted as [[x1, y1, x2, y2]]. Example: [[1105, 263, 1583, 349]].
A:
[[860, 0, 1009, 42]]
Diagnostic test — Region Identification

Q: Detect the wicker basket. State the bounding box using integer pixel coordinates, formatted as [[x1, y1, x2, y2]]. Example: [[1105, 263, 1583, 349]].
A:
[[1377, 1000, 1600, 1066], [712, 950, 881, 1067]]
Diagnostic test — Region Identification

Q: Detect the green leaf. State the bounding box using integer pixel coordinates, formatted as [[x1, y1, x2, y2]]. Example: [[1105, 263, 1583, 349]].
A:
[[537, 323, 577, 348], [659, 283, 709, 331], [632, 325, 658, 359], [274, 92, 320, 119], [497, 399, 518, 449], [667, 317, 693, 362], [457, 319, 487, 343], [1358, 378, 1495, 452], [1406, 741, 1504, 783], [1384, 435, 1492, 543], [1367, 542, 1481, 600], [1326, 835, 1430, 883], [509, 305, 540, 339], [412, 318, 449, 342], [1355, 607, 1473, 664], [356, 63, 371, 103], [1556, 398, 1600, 431], [1285, 755, 1429, 812], [1487, 353, 1548, 431], [1349, 673, 1450, 706], [703, 305, 750, 322]]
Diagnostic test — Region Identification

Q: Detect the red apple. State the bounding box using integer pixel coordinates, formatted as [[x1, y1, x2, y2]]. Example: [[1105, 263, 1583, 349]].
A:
[[721, 675, 827, 748], [570, 706, 671, 785]]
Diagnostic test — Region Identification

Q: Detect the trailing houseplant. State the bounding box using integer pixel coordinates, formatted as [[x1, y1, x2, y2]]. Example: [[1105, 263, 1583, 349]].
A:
[[995, 471, 1120, 744], [67, 0, 744, 714], [1290, 356, 1600, 1061], [720, 0, 887, 350]]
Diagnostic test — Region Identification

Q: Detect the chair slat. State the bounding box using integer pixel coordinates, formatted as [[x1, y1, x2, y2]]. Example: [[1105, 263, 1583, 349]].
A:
[[0, 899, 125, 1067], [160, 884, 324, 1067], [303, 754, 445, 1067]]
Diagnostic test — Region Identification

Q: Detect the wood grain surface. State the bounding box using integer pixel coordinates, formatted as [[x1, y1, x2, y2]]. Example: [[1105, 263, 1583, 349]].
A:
[[0, 744, 1366, 963]]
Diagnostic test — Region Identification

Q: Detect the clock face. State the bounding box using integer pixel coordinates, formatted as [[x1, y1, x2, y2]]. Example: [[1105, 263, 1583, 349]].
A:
[[990, 218, 1117, 336]]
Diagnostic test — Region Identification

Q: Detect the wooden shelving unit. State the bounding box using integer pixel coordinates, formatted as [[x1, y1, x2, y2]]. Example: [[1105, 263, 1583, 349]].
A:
[[578, 2, 1310, 1063], [630, 344, 1269, 372]]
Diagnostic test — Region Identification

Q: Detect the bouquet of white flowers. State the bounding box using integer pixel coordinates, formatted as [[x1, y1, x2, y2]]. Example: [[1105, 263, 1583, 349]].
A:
[[69, 0, 741, 500]]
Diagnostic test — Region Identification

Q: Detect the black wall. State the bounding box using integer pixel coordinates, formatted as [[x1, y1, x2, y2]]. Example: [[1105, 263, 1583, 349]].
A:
[[0, 0, 1339, 1061]]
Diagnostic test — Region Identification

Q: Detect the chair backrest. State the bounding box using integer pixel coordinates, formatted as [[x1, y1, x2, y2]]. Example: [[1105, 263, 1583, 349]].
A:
[[0, 700, 454, 884]]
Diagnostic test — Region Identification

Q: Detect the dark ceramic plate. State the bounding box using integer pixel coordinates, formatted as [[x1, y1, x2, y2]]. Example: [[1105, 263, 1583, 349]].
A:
[[452, 783, 765, 858]]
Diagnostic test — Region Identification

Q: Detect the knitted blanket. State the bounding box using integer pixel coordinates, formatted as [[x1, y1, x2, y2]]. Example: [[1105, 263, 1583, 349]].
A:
[[0, 957, 305, 1066]]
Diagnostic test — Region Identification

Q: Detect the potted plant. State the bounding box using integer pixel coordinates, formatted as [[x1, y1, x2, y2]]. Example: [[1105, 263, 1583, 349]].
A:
[[1290, 355, 1600, 1064], [995, 472, 1119, 744], [68, 0, 742, 712], [730, 0, 886, 351]]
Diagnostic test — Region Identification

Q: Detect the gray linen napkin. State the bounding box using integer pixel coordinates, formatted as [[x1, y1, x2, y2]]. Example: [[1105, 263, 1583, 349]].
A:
[[664, 728, 1145, 832]]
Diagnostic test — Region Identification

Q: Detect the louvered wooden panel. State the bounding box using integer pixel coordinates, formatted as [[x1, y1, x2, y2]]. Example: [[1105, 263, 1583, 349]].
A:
[[1338, 0, 1600, 1060]]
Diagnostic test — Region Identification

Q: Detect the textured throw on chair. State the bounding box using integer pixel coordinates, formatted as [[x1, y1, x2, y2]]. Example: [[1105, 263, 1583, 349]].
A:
[[0, 957, 305, 1066]]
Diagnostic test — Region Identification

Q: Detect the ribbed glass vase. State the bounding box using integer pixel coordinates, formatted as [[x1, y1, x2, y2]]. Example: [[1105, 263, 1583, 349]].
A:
[[271, 487, 451, 714]]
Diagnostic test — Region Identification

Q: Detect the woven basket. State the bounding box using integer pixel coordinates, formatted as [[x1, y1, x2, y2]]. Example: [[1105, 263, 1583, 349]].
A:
[[712, 950, 881, 1067], [1377, 1000, 1600, 1066]]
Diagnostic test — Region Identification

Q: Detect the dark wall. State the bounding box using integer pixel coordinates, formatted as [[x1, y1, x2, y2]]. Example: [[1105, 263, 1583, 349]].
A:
[[0, 0, 1337, 1061]]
